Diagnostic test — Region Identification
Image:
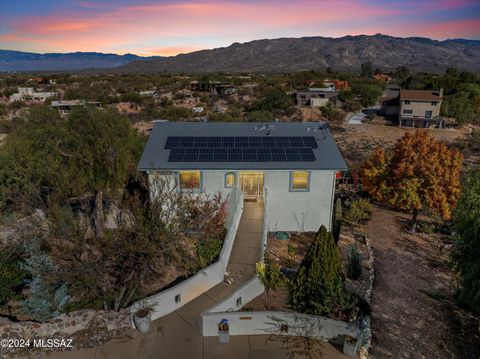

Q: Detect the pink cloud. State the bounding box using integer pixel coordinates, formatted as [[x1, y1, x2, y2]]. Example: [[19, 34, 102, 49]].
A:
[[2, 0, 479, 54]]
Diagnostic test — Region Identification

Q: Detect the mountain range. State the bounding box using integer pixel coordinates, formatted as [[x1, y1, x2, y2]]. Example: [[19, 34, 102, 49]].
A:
[[0, 50, 156, 72], [2, 34, 480, 73]]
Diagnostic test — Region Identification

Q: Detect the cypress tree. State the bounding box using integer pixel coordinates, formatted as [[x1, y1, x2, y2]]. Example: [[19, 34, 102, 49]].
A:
[[289, 225, 345, 315], [332, 198, 342, 245]]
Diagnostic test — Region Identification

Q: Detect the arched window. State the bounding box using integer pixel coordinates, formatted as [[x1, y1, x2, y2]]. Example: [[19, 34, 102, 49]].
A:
[[225, 172, 237, 188]]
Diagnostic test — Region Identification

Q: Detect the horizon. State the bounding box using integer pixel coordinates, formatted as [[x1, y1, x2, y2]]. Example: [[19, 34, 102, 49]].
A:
[[1, 0, 479, 56], [2, 33, 480, 57]]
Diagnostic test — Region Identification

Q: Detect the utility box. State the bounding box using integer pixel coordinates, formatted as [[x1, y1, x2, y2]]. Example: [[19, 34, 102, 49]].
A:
[[218, 319, 229, 344]]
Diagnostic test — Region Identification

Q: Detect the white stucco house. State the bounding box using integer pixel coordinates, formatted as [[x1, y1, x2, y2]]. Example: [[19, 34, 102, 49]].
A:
[[138, 122, 347, 232]]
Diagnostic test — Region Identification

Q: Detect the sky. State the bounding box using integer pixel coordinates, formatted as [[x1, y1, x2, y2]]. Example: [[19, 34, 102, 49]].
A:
[[0, 0, 479, 56]]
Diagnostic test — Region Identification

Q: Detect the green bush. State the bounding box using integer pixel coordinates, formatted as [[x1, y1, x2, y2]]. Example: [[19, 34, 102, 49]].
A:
[[289, 226, 345, 316], [344, 199, 372, 225], [346, 245, 362, 280], [196, 237, 223, 268], [0, 246, 27, 311]]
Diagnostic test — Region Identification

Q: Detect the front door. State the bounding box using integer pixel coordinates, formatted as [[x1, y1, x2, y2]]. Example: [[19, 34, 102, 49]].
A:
[[239, 171, 264, 199]]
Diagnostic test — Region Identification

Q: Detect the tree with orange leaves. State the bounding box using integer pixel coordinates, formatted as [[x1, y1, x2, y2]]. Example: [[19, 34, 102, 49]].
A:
[[360, 130, 463, 232]]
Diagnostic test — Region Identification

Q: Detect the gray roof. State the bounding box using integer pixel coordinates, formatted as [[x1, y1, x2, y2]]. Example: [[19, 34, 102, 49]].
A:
[[138, 121, 347, 171]]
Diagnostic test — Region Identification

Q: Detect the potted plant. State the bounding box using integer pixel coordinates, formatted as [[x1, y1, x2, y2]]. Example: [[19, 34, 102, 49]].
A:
[[133, 303, 154, 334]]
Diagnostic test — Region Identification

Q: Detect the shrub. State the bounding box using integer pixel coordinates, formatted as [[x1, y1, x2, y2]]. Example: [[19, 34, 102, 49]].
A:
[[289, 226, 345, 316], [196, 237, 223, 268], [344, 198, 372, 225], [0, 245, 27, 312], [332, 198, 342, 244], [346, 245, 362, 280]]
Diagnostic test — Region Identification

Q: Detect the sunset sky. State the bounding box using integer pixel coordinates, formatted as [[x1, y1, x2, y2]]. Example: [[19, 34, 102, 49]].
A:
[[1, 0, 479, 56]]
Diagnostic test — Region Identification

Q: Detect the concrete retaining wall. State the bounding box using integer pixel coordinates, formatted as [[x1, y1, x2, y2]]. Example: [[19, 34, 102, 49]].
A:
[[129, 188, 244, 321], [201, 310, 361, 339]]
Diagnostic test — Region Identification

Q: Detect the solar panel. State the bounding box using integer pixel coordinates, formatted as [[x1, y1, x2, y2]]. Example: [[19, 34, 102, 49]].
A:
[[213, 149, 228, 161], [199, 148, 214, 161], [165, 136, 318, 162], [299, 148, 316, 161], [262, 137, 276, 148], [257, 148, 271, 161], [183, 148, 199, 161], [221, 137, 235, 148], [285, 148, 301, 161], [165, 136, 181, 149], [289, 136, 304, 147], [276, 137, 291, 147], [168, 148, 185, 161], [242, 148, 257, 161], [194, 137, 208, 147], [302, 136, 318, 148], [271, 148, 286, 161], [235, 137, 249, 148], [228, 148, 242, 161], [208, 137, 222, 148]]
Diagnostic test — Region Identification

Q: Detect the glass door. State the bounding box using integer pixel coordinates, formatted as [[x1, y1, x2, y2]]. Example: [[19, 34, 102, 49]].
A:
[[239, 171, 264, 199]]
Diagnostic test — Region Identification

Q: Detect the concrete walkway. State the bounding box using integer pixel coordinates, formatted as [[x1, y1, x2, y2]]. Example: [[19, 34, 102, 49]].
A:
[[18, 201, 348, 359]]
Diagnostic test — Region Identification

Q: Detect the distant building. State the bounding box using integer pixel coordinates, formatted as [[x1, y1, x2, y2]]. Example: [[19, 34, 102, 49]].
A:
[[51, 100, 101, 115], [399, 89, 443, 128], [139, 90, 158, 97], [213, 84, 236, 97], [293, 87, 336, 108], [373, 74, 393, 83], [9, 87, 57, 102], [324, 79, 350, 91]]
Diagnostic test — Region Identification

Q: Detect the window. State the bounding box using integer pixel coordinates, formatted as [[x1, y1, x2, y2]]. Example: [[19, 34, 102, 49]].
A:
[[290, 171, 310, 192], [431, 101, 438, 106], [178, 171, 202, 191], [403, 109, 413, 114], [425, 110, 432, 118], [225, 172, 236, 188], [236, 297, 242, 306], [404, 100, 410, 104], [175, 294, 181, 304]]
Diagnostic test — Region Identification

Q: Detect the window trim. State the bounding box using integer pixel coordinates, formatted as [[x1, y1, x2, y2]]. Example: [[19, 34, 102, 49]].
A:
[[224, 172, 237, 188], [404, 100, 411, 104], [403, 109, 413, 115], [289, 170, 311, 192], [425, 110, 432, 118], [177, 170, 203, 192]]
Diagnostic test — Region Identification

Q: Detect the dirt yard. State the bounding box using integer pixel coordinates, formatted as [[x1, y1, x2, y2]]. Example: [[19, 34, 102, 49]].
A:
[[332, 120, 468, 167], [361, 206, 479, 359]]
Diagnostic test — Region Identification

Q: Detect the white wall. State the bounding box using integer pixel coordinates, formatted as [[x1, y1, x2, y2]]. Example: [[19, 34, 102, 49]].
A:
[[201, 311, 360, 339], [264, 170, 336, 232], [149, 168, 336, 234]]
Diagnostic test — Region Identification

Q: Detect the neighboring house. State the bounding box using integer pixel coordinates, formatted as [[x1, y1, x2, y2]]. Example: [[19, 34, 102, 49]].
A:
[[293, 87, 336, 108], [373, 74, 393, 83], [51, 100, 101, 115], [213, 84, 236, 97], [192, 106, 204, 114], [399, 89, 443, 128], [9, 87, 57, 102], [139, 90, 158, 97], [138, 122, 347, 232], [324, 79, 350, 91]]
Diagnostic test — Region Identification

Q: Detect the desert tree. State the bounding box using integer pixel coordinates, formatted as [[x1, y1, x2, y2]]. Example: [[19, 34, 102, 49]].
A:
[[361, 130, 463, 231]]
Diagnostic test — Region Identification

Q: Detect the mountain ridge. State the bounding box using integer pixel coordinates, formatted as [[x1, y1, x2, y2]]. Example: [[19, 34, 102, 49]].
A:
[[2, 34, 480, 73]]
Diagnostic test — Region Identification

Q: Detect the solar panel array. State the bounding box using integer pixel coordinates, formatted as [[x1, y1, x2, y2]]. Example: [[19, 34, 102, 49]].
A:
[[165, 136, 318, 162]]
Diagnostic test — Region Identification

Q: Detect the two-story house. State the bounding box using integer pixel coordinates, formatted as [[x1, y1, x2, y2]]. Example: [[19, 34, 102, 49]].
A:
[[399, 89, 443, 128]]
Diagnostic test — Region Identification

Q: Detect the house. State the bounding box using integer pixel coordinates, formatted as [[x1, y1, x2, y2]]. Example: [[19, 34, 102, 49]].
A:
[[138, 122, 347, 232], [9, 87, 57, 102], [51, 100, 101, 115], [324, 79, 350, 91], [293, 87, 336, 108], [212, 84, 236, 97], [373, 74, 392, 83], [399, 89, 443, 128]]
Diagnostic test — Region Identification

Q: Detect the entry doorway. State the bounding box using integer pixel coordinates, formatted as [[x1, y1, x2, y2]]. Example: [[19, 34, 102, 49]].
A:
[[239, 171, 264, 200]]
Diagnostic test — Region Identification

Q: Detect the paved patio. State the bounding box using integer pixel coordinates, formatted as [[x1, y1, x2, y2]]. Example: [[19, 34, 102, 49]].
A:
[[16, 201, 348, 359]]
